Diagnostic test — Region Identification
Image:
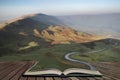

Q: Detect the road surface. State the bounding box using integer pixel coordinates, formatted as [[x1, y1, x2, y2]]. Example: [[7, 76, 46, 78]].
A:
[[64, 48, 107, 70]]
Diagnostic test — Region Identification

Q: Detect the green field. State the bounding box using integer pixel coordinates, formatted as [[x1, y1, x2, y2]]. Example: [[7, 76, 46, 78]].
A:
[[71, 43, 120, 62], [0, 43, 90, 71], [0, 40, 120, 71]]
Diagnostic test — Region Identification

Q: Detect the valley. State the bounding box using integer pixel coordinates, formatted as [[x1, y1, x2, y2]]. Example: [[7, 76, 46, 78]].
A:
[[0, 13, 120, 73], [71, 39, 120, 62], [0, 38, 120, 71]]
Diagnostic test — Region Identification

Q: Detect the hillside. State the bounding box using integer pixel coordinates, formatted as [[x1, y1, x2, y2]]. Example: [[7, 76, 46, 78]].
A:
[[0, 13, 65, 33], [0, 13, 65, 46], [0, 13, 105, 56], [34, 26, 103, 44]]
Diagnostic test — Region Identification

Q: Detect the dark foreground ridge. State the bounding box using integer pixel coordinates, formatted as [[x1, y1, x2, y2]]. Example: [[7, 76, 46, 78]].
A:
[[0, 61, 119, 80]]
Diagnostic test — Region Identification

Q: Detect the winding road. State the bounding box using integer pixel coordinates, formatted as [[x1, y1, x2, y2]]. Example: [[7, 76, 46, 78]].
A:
[[64, 48, 107, 70], [64, 39, 119, 70], [65, 52, 96, 70]]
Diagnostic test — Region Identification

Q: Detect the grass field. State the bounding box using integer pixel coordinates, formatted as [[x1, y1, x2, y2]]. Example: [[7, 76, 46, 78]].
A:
[[0, 43, 90, 71], [71, 43, 120, 62], [0, 40, 119, 71]]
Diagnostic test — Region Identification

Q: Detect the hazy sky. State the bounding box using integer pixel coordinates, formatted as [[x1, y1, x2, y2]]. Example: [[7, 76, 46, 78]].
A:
[[0, 0, 120, 22]]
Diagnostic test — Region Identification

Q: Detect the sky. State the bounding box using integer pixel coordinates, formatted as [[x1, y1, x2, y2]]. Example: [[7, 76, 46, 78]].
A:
[[0, 0, 120, 22]]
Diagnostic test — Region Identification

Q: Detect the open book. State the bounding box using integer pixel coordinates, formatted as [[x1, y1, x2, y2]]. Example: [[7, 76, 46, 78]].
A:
[[24, 68, 102, 76], [24, 63, 102, 76]]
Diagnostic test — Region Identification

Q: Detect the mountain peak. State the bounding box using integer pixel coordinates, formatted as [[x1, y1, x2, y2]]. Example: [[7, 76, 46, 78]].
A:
[[0, 13, 105, 46], [4, 13, 51, 26], [1, 13, 65, 32]]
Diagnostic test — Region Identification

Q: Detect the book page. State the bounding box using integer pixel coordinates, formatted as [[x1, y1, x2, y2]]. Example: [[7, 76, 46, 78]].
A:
[[24, 69, 62, 76], [63, 68, 102, 76]]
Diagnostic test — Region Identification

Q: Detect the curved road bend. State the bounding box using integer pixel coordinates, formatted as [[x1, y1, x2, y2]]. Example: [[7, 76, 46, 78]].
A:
[[65, 52, 96, 70], [65, 47, 107, 70]]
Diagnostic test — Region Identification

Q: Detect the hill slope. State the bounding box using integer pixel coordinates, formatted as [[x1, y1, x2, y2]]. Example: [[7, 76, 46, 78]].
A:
[[34, 26, 103, 44], [0, 13, 104, 55]]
